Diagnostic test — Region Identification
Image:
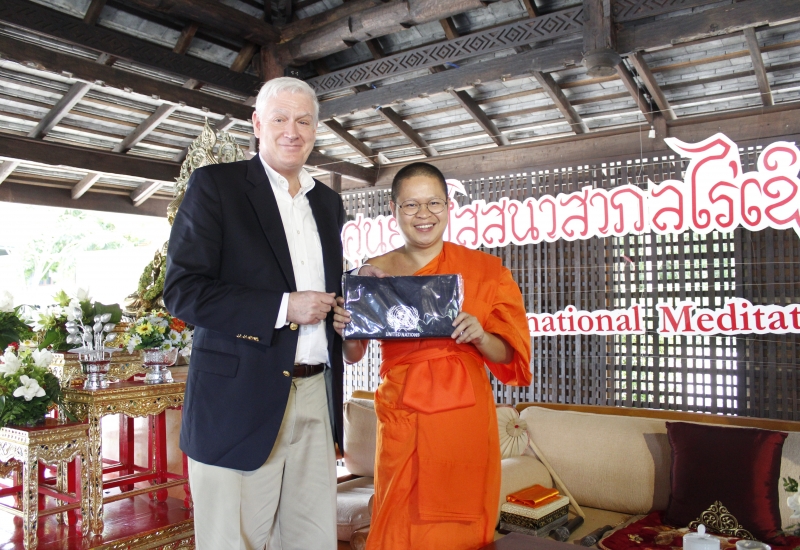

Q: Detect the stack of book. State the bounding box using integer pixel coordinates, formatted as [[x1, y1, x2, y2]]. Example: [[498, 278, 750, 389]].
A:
[[498, 485, 570, 537]]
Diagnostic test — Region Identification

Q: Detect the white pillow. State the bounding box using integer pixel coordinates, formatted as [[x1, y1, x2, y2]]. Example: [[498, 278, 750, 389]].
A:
[[497, 405, 529, 459], [343, 398, 377, 476], [337, 477, 374, 541]]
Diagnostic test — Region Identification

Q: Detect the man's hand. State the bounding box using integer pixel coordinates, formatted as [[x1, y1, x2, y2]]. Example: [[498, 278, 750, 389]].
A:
[[287, 291, 337, 325]]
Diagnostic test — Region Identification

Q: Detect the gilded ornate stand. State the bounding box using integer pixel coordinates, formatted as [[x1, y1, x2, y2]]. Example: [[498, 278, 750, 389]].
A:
[[62, 381, 187, 535], [0, 419, 90, 550]]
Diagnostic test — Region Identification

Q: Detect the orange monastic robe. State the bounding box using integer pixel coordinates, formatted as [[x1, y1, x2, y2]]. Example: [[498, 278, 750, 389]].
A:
[[367, 242, 532, 550]]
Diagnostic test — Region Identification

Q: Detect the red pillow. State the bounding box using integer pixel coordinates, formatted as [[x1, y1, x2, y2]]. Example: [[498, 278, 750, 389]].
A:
[[665, 422, 787, 541]]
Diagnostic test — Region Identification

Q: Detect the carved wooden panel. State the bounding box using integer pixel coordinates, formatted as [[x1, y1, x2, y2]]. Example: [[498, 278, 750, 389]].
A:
[[0, 0, 260, 96], [307, 7, 584, 95], [612, 0, 719, 22]]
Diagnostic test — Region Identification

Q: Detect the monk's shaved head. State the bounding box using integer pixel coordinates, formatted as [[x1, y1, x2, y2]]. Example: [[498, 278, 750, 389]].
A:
[[391, 162, 447, 202]]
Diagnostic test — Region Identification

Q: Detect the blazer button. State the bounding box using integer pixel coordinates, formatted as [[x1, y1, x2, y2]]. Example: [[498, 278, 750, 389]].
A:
[[283, 371, 291, 377], [289, 323, 299, 331]]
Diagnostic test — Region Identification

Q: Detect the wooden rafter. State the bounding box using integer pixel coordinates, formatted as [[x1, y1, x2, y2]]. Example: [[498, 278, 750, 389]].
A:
[[743, 28, 773, 107], [440, 18, 459, 41], [130, 180, 163, 207], [615, 61, 654, 124], [28, 81, 93, 139], [0, 160, 20, 185], [83, 0, 107, 25], [0, 36, 253, 119], [322, 119, 378, 166], [231, 43, 260, 73], [122, 0, 278, 45], [212, 117, 238, 132], [319, 41, 582, 120], [173, 23, 199, 55], [0, 0, 260, 96], [532, 71, 588, 134], [521, 0, 540, 18], [0, 135, 179, 181], [378, 107, 438, 157], [280, 0, 385, 43], [450, 89, 508, 146], [628, 52, 676, 121], [305, 151, 378, 184], [304, 7, 583, 93], [112, 103, 179, 154], [71, 172, 100, 199], [365, 39, 384, 60], [616, 0, 800, 54]]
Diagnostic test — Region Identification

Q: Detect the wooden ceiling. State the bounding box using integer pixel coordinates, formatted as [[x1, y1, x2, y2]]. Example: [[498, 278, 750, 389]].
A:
[[0, 0, 799, 216]]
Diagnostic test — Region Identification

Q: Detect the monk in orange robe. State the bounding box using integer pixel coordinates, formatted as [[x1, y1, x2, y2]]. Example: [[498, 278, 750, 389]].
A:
[[334, 162, 532, 550]]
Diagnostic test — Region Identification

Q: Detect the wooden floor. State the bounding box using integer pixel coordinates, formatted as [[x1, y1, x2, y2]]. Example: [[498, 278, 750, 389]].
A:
[[0, 494, 193, 549]]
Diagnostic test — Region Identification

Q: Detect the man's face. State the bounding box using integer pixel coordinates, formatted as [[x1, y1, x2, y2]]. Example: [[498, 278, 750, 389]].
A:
[[252, 90, 317, 178]]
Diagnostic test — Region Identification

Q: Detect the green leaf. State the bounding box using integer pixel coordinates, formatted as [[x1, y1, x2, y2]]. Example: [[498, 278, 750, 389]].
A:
[[93, 302, 123, 323]]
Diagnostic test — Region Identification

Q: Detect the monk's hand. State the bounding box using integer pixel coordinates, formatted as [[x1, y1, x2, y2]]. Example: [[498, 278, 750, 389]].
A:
[[287, 291, 337, 325], [451, 312, 486, 345], [357, 264, 388, 278], [333, 296, 352, 337]]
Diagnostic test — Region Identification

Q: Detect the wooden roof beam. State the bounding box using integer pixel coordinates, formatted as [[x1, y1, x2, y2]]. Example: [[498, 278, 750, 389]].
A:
[[0, 135, 178, 181], [27, 81, 92, 139], [615, 61, 654, 124], [122, 0, 278, 46], [83, 0, 107, 25], [628, 52, 675, 121], [322, 119, 379, 166], [378, 107, 439, 157], [71, 172, 101, 199], [0, 160, 20, 185], [112, 103, 179, 154], [532, 71, 589, 134], [450, 89, 508, 146], [318, 40, 583, 120], [305, 151, 378, 184], [521, 0, 540, 18], [617, 0, 800, 54], [743, 27, 773, 107], [130, 180, 164, 207], [173, 22, 199, 55], [0, 0, 260, 96], [280, 0, 385, 43], [231, 42, 259, 73], [0, 35, 253, 120]]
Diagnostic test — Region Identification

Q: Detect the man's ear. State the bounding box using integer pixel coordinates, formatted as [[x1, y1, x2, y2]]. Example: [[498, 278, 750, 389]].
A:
[[251, 111, 261, 132]]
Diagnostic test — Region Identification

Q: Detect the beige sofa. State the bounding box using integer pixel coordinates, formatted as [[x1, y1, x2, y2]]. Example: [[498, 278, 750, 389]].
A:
[[337, 394, 800, 546]]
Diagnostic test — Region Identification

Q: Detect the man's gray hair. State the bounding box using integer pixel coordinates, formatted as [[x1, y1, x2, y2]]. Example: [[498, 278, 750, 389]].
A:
[[254, 77, 319, 123]]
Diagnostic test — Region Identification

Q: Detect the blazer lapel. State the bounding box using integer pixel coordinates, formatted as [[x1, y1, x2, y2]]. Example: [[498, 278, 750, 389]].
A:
[[307, 184, 341, 293], [245, 156, 296, 292]]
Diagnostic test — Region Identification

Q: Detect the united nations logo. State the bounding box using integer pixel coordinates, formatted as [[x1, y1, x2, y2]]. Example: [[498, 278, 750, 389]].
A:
[[387, 305, 419, 332]]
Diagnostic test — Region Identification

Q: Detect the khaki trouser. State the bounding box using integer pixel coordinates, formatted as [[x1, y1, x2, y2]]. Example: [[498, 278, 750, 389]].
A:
[[188, 373, 338, 550]]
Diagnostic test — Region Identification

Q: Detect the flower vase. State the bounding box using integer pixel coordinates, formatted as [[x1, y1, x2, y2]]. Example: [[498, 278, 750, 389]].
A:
[[78, 355, 111, 390], [141, 348, 178, 384]]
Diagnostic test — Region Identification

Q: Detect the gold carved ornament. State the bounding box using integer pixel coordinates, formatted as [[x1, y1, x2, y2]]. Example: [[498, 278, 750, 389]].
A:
[[688, 500, 756, 540], [124, 119, 245, 317]]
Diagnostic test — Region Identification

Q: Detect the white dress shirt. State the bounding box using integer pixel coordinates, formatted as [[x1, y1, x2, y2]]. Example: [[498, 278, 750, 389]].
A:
[[260, 155, 329, 366]]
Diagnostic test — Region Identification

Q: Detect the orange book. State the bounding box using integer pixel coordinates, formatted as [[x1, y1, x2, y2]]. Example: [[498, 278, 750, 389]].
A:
[[506, 484, 560, 508]]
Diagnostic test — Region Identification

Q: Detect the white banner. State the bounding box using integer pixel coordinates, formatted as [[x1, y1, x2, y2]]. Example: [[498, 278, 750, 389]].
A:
[[342, 133, 800, 262]]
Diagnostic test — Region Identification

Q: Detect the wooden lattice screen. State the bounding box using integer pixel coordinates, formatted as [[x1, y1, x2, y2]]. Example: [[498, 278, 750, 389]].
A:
[[340, 144, 800, 420]]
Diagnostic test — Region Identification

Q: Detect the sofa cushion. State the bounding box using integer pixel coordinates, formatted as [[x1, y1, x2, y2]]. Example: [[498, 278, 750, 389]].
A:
[[520, 406, 672, 515], [344, 398, 377, 477], [665, 421, 787, 541], [337, 476, 374, 542], [497, 405, 529, 459]]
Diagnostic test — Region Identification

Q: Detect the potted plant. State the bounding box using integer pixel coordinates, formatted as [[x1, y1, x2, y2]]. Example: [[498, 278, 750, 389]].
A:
[[0, 346, 65, 427], [124, 312, 192, 384]]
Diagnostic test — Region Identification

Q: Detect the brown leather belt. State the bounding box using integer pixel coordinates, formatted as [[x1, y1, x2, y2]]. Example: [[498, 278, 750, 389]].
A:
[[293, 364, 325, 378]]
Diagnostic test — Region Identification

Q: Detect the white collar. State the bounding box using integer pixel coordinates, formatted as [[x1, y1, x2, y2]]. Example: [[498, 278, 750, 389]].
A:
[[258, 153, 315, 197]]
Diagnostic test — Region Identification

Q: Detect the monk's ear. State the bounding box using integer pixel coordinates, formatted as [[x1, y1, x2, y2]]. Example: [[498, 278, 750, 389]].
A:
[[389, 201, 397, 217]]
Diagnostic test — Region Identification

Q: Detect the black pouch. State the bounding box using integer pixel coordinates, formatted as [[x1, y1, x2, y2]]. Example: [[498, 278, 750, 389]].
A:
[[341, 273, 464, 340]]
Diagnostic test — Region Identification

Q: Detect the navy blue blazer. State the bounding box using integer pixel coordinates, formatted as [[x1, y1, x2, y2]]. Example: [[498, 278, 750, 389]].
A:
[[163, 155, 345, 471]]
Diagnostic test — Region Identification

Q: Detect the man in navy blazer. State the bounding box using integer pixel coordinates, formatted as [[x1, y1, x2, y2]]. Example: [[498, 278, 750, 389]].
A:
[[163, 77, 345, 550]]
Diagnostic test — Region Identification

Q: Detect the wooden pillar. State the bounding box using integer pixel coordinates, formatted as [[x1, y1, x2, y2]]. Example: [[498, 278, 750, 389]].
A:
[[260, 47, 284, 82], [582, 0, 620, 77], [330, 172, 342, 193]]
